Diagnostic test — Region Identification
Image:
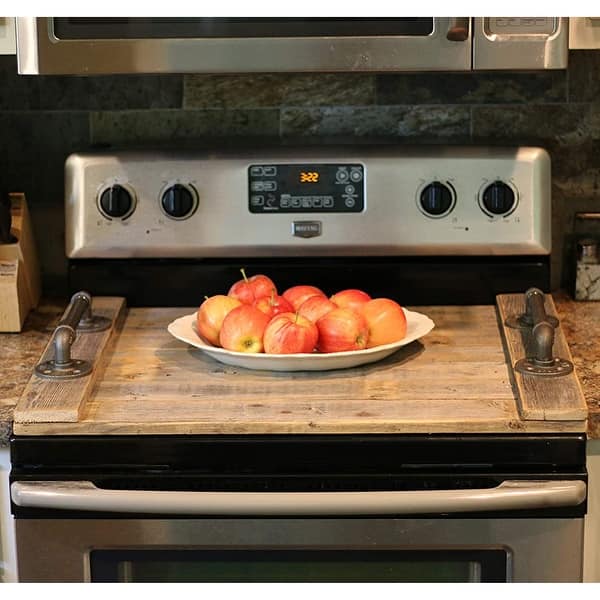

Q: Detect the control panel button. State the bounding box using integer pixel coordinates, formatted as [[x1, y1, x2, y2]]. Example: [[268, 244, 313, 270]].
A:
[[98, 184, 135, 219], [480, 181, 516, 216], [350, 168, 363, 182], [335, 168, 350, 183], [161, 184, 198, 219], [418, 182, 455, 217]]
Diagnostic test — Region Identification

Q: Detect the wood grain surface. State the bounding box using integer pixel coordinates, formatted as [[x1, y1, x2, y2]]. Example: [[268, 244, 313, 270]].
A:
[[496, 293, 588, 421], [13, 300, 588, 435], [13, 297, 126, 424]]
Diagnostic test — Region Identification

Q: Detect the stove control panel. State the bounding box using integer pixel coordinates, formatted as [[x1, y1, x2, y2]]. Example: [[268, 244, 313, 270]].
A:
[[65, 147, 551, 258]]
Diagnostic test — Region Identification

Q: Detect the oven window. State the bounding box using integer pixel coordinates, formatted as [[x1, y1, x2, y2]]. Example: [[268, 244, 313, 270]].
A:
[[52, 18, 434, 39], [90, 549, 507, 583]]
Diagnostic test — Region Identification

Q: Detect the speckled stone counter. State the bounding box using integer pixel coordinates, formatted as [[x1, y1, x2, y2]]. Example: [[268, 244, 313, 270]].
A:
[[553, 291, 600, 438], [0, 301, 64, 447], [1, 294, 600, 445]]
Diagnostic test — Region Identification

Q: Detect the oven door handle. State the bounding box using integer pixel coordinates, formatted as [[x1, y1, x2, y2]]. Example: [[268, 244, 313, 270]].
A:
[[11, 479, 586, 515]]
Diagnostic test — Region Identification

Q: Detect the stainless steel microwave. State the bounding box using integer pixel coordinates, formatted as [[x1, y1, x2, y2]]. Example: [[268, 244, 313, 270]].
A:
[[15, 17, 568, 75]]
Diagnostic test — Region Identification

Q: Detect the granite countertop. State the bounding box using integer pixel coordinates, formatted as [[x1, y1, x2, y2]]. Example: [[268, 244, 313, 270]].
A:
[[0, 301, 65, 447], [1, 293, 600, 446]]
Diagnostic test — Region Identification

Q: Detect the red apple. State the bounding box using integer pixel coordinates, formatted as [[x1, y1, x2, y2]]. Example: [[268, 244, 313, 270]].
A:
[[263, 312, 319, 354], [196, 294, 243, 347], [282, 285, 326, 311], [219, 304, 271, 353], [361, 298, 407, 348], [228, 268, 277, 305], [316, 307, 369, 353], [297, 294, 337, 324], [253, 291, 294, 319], [330, 288, 372, 313]]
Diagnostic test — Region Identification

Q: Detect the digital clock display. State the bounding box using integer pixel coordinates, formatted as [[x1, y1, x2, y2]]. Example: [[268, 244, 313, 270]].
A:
[[300, 171, 320, 184], [248, 163, 364, 213]]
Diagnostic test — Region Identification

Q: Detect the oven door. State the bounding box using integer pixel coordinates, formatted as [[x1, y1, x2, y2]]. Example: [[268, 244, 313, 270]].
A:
[[15, 17, 472, 75], [12, 480, 585, 582]]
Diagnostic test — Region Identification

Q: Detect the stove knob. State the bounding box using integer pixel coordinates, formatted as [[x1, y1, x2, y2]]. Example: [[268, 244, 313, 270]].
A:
[[99, 185, 135, 219], [481, 181, 516, 216], [419, 182, 454, 217], [161, 184, 198, 219]]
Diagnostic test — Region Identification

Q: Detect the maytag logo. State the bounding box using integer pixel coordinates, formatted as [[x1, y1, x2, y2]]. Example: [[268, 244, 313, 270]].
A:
[[292, 221, 322, 238]]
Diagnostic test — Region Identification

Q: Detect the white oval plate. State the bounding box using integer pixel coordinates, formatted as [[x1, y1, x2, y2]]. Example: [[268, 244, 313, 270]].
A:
[[167, 309, 435, 372]]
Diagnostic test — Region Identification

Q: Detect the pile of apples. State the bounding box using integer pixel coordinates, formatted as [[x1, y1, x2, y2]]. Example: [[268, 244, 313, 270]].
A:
[[196, 269, 407, 355]]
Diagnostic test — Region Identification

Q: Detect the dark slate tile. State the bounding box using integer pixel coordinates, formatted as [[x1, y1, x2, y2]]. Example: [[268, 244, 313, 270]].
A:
[[28, 203, 69, 296], [376, 71, 567, 105], [280, 106, 470, 141], [472, 104, 591, 179], [568, 50, 600, 102], [184, 73, 375, 109], [36, 74, 183, 110], [90, 109, 280, 145], [0, 111, 90, 195], [0, 56, 41, 109], [0, 55, 183, 110], [0, 111, 90, 294]]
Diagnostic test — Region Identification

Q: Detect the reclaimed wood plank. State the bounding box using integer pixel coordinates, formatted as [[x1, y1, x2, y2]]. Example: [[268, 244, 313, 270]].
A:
[[13, 297, 126, 423], [496, 293, 587, 421]]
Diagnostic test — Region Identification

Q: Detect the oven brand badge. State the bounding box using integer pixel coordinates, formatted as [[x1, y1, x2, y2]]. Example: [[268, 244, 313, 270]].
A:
[[292, 221, 322, 238]]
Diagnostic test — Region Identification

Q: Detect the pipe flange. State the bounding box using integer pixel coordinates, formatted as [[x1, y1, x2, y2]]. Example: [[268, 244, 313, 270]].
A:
[[514, 357, 573, 377], [77, 316, 112, 333], [35, 359, 92, 380]]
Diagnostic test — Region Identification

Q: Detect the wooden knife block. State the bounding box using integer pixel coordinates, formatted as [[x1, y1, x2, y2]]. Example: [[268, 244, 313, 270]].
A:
[[0, 194, 41, 332]]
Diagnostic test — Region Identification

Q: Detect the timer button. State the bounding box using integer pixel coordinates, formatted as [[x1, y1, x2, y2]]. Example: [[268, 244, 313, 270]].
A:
[[418, 182, 455, 218], [160, 184, 199, 220]]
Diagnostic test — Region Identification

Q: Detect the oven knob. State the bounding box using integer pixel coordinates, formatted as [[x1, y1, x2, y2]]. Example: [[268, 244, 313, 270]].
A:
[[161, 184, 198, 220], [419, 182, 454, 217], [98, 184, 135, 219], [481, 181, 516, 216]]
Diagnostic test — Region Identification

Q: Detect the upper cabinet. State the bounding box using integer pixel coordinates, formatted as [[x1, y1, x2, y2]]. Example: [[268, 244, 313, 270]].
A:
[[0, 17, 15, 55], [570, 17, 600, 49]]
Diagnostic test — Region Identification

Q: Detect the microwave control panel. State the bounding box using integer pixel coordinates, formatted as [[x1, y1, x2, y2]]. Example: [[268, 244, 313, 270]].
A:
[[248, 164, 365, 213]]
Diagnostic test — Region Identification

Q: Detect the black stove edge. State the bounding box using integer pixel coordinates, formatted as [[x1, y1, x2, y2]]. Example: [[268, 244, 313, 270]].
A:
[[68, 255, 550, 307], [10, 432, 586, 471]]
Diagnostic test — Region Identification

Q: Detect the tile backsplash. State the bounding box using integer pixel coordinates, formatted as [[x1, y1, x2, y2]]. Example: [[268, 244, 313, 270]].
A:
[[2, 52, 600, 295]]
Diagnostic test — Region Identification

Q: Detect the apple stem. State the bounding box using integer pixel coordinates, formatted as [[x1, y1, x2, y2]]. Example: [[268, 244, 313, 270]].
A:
[[270, 289, 276, 305], [295, 312, 299, 324], [240, 267, 248, 283], [204, 295, 209, 301]]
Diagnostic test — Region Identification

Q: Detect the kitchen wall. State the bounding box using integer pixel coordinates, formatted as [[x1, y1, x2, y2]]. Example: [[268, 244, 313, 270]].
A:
[[2, 51, 600, 296]]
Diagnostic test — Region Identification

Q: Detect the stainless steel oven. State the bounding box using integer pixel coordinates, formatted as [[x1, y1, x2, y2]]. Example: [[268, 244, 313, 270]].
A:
[[15, 17, 568, 74], [8, 144, 588, 582], [10, 435, 587, 582]]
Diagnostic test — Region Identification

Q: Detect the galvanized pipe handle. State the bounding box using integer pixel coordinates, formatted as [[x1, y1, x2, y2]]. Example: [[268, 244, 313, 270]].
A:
[[58, 291, 92, 331], [514, 288, 573, 377], [34, 291, 96, 380], [526, 288, 555, 365]]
